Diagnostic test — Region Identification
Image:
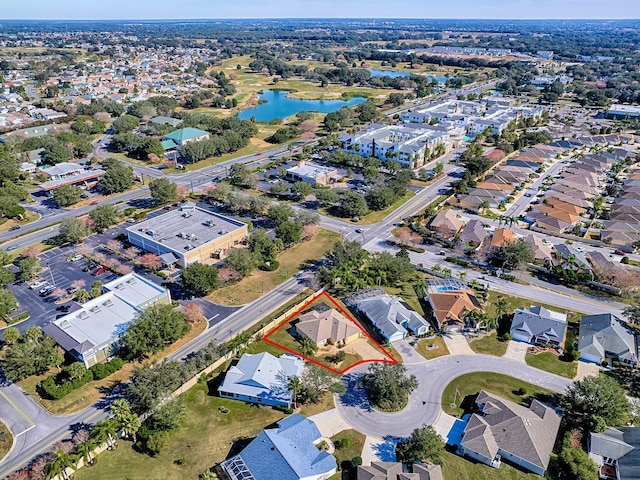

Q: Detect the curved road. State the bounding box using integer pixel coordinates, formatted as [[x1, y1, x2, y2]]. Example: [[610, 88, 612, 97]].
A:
[[336, 353, 572, 438]]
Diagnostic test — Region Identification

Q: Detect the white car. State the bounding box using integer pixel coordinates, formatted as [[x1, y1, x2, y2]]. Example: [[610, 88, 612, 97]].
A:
[[29, 280, 47, 290], [68, 254, 83, 262], [575, 246, 586, 254]]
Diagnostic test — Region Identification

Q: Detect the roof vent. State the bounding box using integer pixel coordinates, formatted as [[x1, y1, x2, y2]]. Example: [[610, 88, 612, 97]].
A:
[[103, 299, 114, 307], [126, 277, 137, 285], [60, 319, 71, 329], [78, 311, 89, 319], [90, 306, 101, 313]]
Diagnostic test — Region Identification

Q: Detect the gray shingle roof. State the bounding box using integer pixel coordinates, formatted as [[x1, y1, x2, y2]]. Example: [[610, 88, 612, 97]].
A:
[[460, 391, 561, 472], [356, 294, 430, 339], [578, 313, 638, 363], [510, 306, 567, 344]]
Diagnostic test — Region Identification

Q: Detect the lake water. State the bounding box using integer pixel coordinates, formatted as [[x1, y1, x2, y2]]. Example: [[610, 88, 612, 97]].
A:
[[238, 90, 366, 122], [368, 69, 451, 83]]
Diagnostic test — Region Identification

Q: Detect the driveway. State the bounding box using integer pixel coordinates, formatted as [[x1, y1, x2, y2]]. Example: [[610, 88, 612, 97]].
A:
[[441, 332, 474, 355], [504, 341, 529, 363], [392, 339, 424, 364], [336, 354, 571, 438]]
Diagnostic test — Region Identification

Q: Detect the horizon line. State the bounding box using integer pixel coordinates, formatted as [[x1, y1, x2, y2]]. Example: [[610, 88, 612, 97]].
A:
[[1, 17, 640, 21]]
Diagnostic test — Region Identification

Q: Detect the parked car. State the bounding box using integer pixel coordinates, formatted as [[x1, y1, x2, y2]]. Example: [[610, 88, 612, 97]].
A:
[[93, 266, 107, 276], [67, 286, 79, 295], [68, 254, 83, 262], [127, 218, 136, 223], [575, 246, 586, 254], [9, 225, 20, 231], [39, 284, 53, 295], [56, 305, 71, 313], [6, 245, 19, 251], [614, 249, 627, 256], [29, 280, 48, 290]]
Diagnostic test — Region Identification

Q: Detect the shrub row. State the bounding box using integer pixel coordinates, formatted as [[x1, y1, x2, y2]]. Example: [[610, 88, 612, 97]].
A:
[[40, 357, 125, 400], [386, 240, 425, 253], [444, 256, 469, 267]]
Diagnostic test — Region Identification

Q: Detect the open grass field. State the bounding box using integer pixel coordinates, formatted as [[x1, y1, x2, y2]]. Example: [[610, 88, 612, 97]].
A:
[[208, 228, 340, 306], [18, 321, 206, 415], [74, 382, 288, 480], [442, 372, 554, 418], [0, 420, 13, 462], [329, 429, 366, 480], [416, 335, 450, 360], [525, 351, 577, 378], [441, 451, 539, 480], [469, 333, 507, 356]]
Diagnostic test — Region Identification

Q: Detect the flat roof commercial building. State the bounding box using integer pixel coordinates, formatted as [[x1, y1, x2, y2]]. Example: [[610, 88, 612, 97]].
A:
[[285, 161, 339, 186], [43, 273, 171, 367], [126, 203, 248, 267]]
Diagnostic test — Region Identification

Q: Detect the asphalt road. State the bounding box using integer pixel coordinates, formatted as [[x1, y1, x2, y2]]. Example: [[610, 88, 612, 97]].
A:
[[336, 353, 571, 438]]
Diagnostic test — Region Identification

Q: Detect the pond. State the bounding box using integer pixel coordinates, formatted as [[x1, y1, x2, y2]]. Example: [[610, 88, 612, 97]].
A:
[[238, 90, 366, 122], [368, 69, 451, 84]]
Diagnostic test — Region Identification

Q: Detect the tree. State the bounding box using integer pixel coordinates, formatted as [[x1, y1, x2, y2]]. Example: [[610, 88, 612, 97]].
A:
[[1, 335, 59, 381], [363, 363, 418, 411], [493, 295, 508, 324], [339, 191, 367, 218], [396, 425, 444, 465], [138, 253, 162, 271], [248, 229, 277, 265], [149, 178, 178, 206], [228, 163, 250, 186], [91, 419, 119, 449], [76, 442, 96, 467], [268, 204, 295, 227], [111, 114, 140, 134], [18, 257, 40, 280], [3, 327, 20, 345], [51, 185, 83, 207], [182, 303, 205, 324], [146, 431, 168, 456], [65, 362, 86, 381], [121, 304, 190, 360], [45, 449, 76, 480], [99, 160, 135, 194], [299, 338, 318, 357], [557, 447, 598, 480], [59, 218, 91, 244], [224, 248, 255, 278], [288, 377, 302, 409], [496, 238, 535, 269], [0, 288, 16, 318], [75, 289, 89, 303], [297, 210, 320, 226], [110, 399, 141, 442], [147, 397, 186, 432], [181, 262, 220, 296], [89, 204, 121, 232], [561, 375, 630, 432], [276, 220, 303, 246], [622, 305, 640, 325], [388, 93, 405, 106], [300, 364, 345, 404], [291, 181, 312, 200]]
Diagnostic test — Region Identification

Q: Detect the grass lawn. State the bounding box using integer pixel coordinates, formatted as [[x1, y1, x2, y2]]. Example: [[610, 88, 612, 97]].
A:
[[329, 429, 366, 480], [382, 279, 426, 317], [485, 291, 582, 325], [441, 451, 539, 480], [525, 352, 577, 379], [416, 336, 450, 360], [442, 372, 554, 418], [208, 228, 340, 305], [18, 321, 207, 415], [74, 383, 288, 480], [469, 333, 507, 356], [0, 419, 13, 462]]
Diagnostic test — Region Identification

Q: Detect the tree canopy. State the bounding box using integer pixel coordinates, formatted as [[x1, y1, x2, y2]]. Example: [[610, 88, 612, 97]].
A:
[[363, 363, 418, 411], [181, 262, 220, 296], [396, 425, 445, 465]]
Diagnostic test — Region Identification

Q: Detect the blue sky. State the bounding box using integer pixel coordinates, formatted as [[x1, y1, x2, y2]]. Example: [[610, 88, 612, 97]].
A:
[[2, 0, 639, 20]]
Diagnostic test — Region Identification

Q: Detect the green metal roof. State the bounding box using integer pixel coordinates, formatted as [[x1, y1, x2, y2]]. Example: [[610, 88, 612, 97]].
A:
[[163, 127, 209, 144], [161, 139, 178, 151]]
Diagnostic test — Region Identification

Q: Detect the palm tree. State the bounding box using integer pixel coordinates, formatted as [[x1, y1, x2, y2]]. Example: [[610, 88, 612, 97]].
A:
[[288, 377, 302, 409], [45, 449, 76, 480], [493, 296, 508, 326], [76, 441, 96, 467], [441, 268, 452, 279], [458, 271, 467, 283], [91, 419, 118, 450], [299, 338, 318, 358], [119, 412, 141, 442], [479, 200, 490, 215]]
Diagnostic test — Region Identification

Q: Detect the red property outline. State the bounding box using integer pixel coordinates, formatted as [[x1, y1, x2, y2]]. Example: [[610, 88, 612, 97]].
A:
[[263, 290, 397, 374]]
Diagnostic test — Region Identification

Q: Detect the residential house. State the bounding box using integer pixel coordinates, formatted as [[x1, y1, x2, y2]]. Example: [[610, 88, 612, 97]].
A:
[[459, 219, 487, 248], [510, 306, 567, 347], [578, 313, 638, 365], [458, 390, 562, 476], [355, 294, 430, 342], [524, 235, 553, 264], [357, 462, 443, 480], [427, 290, 482, 328], [490, 228, 516, 249], [217, 352, 304, 407], [294, 308, 363, 347], [150, 116, 183, 127], [588, 427, 640, 480], [221, 414, 337, 480], [429, 209, 465, 240]]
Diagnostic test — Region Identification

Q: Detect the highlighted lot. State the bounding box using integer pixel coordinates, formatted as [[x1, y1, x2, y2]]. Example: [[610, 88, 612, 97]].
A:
[[263, 291, 396, 374]]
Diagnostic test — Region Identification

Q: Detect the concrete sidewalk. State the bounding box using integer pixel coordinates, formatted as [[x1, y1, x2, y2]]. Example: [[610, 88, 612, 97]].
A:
[[310, 407, 351, 438]]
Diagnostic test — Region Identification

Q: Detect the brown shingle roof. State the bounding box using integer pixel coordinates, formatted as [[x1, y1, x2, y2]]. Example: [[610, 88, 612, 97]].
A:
[[295, 309, 361, 345], [428, 290, 481, 326]]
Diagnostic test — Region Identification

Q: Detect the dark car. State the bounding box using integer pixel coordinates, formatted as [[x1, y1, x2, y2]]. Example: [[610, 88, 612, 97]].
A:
[[56, 305, 71, 313], [614, 249, 627, 256], [9, 225, 20, 231]]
